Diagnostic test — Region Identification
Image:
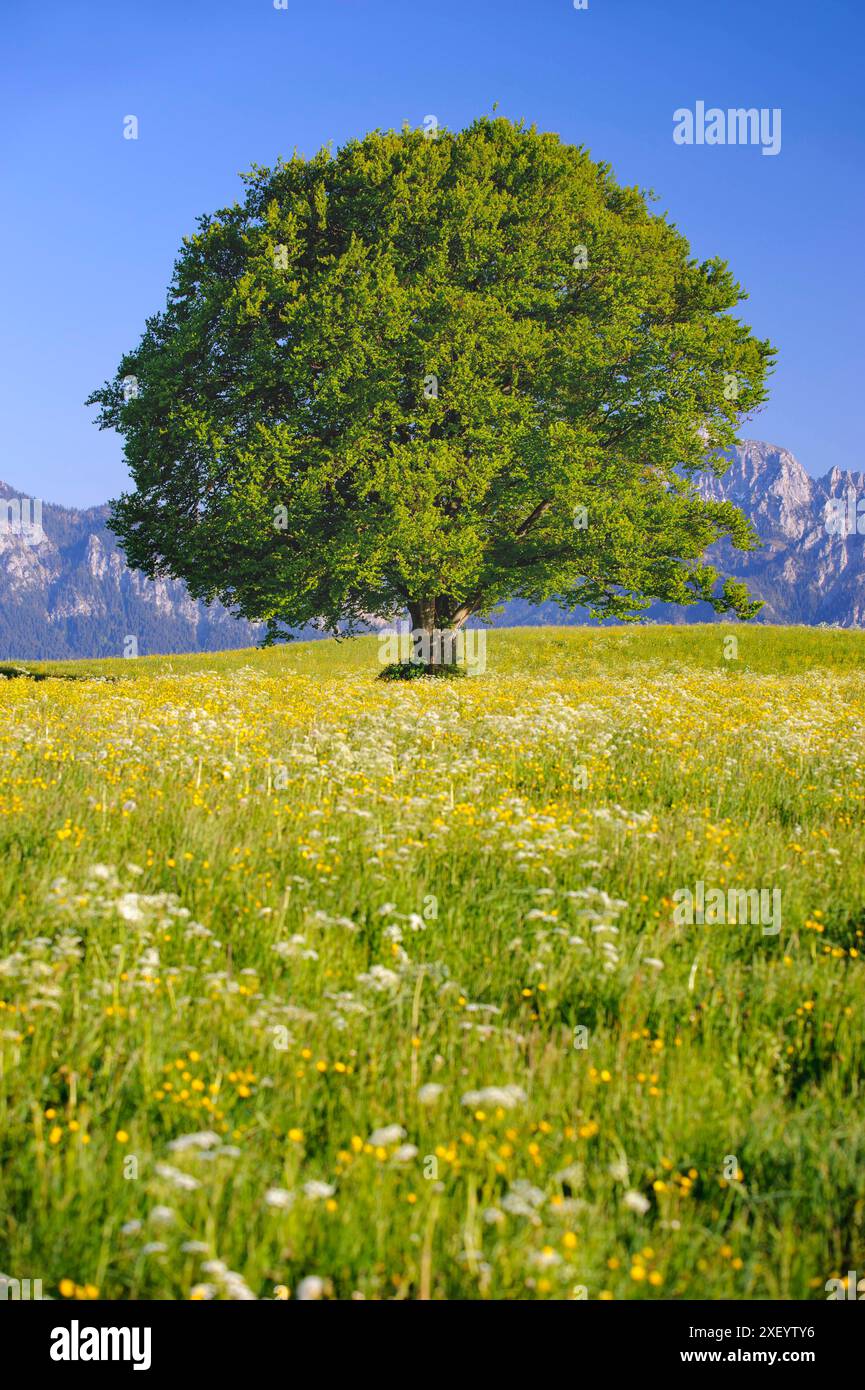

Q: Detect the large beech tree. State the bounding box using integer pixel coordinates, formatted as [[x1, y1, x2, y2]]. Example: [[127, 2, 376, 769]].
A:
[[89, 117, 774, 650]]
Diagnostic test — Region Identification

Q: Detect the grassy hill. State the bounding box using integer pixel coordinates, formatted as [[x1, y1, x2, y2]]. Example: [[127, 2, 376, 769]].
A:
[[1, 625, 863, 1300]]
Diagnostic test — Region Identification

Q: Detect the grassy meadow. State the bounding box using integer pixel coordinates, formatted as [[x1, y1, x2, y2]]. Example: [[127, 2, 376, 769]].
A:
[[1, 624, 864, 1301]]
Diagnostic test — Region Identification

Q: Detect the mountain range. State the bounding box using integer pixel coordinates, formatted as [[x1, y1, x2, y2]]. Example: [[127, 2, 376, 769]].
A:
[[2, 440, 863, 661]]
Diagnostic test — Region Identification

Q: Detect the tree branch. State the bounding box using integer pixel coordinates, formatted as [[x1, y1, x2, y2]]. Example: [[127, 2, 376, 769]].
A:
[[515, 499, 553, 538]]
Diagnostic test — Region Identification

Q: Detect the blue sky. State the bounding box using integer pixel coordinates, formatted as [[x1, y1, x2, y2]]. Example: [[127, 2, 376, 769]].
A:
[[1, 0, 862, 506]]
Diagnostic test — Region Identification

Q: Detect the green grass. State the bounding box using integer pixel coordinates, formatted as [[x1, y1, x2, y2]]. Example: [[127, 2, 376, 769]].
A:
[[0, 624, 863, 1301]]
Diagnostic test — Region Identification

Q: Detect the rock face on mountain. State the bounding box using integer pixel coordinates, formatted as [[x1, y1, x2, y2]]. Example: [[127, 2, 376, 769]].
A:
[[0, 489, 263, 660], [670, 440, 865, 627], [1, 441, 863, 659], [496, 440, 865, 630]]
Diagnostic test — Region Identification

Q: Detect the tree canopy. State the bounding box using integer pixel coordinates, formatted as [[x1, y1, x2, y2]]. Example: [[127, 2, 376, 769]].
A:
[[89, 117, 775, 645]]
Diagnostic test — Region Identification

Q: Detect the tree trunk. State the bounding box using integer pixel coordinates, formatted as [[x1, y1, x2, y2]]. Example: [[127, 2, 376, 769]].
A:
[[406, 598, 467, 670]]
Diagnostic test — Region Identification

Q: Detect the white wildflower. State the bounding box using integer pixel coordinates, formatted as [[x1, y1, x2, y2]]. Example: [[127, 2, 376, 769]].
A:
[[264, 1187, 295, 1210], [356, 965, 400, 992], [392, 1144, 419, 1163], [296, 1275, 326, 1301], [417, 1083, 444, 1106], [115, 894, 145, 924], [530, 1248, 562, 1269], [460, 1084, 526, 1110], [623, 1190, 651, 1215], [167, 1130, 222, 1153], [302, 1180, 336, 1201], [155, 1162, 201, 1192], [368, 1125, 406, 1148]]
